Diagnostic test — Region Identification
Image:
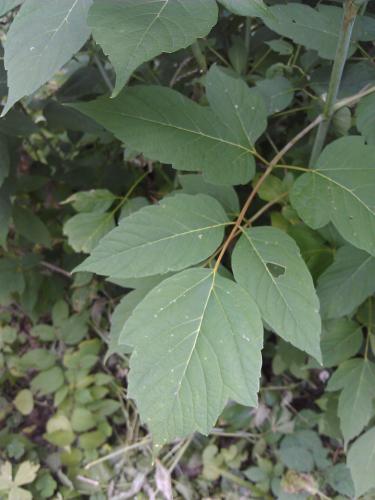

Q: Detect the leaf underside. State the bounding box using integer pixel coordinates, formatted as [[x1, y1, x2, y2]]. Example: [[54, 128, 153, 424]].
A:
[[120, 268, 263, 445], [74, 66, 267, 185], [232, 226, 321, 361]]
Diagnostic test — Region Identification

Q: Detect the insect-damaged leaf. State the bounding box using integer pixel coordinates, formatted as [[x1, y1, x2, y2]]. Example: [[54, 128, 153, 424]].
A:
[[75, 193, 229, 278], [73, 66, 267, 185], [232, 227, 321, 361], [120, 268, 263, 445]]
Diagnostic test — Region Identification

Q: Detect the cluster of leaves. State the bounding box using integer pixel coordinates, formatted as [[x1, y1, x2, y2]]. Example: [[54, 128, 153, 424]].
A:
[[1, 0, 375, 498]]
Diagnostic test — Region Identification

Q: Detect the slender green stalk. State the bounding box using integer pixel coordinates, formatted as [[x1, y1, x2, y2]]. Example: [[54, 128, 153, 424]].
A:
[[93, 54, 114, 93], [191, 40, 207, 72], [309, 0, 360, 166]]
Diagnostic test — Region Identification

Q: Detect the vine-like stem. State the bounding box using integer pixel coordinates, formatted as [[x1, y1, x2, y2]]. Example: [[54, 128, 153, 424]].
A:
[[213, 117, 321, 271], [245, 192, 288, 227], [309, 0, 360, 166], [212, 81, 375, 272]]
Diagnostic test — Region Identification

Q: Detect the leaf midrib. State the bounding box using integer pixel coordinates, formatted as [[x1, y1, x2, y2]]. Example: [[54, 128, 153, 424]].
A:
[[92, 108, 253, 154], [94, 222, 230, 261]]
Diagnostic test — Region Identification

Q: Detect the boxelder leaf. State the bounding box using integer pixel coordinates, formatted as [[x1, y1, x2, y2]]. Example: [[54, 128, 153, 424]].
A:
[[232, 226, 321, 361], [73, 66, 267, 185], [348, 428, 375, 498], [75, 194, 229, 278], [120, 268, 263, 445], [205, 66, 267, 155], [2, 0, 93, 115], [321, 319, 363, 368], [264, 4, 375, 60], [317, 244, 375, 319], [327, 358, 375, 444], [62, 189, 116, 213], [88, 0, 218, 95], [290, 137, 375, 256]]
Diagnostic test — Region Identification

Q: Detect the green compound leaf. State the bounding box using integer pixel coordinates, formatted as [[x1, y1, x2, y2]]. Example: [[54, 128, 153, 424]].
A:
[[89, 0, 218, 95], [232, 226, 321, 361], [327, 358, 375, 444], [120, 268, 263, 445], [2, 0, 93, 115], [290, 137, 375, 256], [317, 244, 375, 319], [348, 428, 375, 498], [75, 193, 229, 278], [264, 4, 375, 60], [74, 66, 267, 185]]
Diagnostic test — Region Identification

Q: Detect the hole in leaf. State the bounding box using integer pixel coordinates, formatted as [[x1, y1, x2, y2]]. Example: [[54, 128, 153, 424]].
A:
[[266, 262, 286, 278]]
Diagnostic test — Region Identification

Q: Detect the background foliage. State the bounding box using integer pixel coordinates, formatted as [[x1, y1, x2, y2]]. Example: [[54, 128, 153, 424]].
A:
[[0, 0, 375, 498]]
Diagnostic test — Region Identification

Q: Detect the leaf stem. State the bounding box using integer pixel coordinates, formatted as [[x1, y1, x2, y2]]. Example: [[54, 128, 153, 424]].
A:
[[245, 192, 288, 227], [93, 54, 114, 93], [309, 0, 360, 166], [167, 435, 193, 473], [191, 40, 207, 72], [213, 466, 273, 498], [84, 437, 152, 469]]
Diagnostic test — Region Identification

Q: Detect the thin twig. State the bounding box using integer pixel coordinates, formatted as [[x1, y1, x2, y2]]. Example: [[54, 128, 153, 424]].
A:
[[84, 437, 152, 469], [245, 192, 288, 227], [212, 82, 375, 270], [40, 260, 72, 279], [93, 54, 114, 93], [167, 435, 193, 473], [169, 57, 193, 87]]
